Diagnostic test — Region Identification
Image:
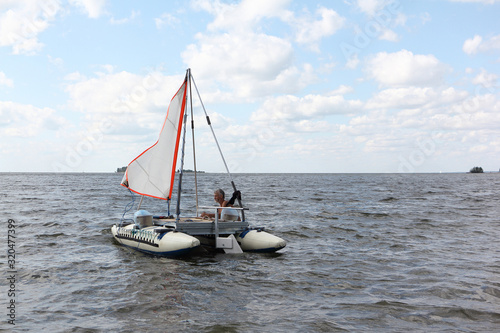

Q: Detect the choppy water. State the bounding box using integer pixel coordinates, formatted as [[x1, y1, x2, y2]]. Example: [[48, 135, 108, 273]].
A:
[[1, 172, 500, 332]]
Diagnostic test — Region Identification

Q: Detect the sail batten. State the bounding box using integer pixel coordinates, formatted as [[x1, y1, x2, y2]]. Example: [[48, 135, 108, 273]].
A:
[[121, 76, 188, 200]]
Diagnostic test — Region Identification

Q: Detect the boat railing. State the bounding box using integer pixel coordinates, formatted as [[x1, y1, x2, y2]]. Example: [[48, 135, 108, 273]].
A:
[[200, 205, 248, 236], [174, 206, 249, 236]]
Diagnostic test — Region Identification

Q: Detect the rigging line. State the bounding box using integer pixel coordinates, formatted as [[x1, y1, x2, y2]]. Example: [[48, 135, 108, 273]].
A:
[[119, 187, 136, 234], [188, 70, 199, 216], [190, 74, 233, 182], [190, 73, 245, 221]]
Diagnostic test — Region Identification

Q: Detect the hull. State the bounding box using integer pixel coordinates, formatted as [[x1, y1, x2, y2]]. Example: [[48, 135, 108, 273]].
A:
[[111, 224, 200, 256], [196, 229, 286, 253], [236, 229, 286, 252]]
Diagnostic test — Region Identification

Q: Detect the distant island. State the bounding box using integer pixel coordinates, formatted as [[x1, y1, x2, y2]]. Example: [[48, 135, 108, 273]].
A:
[[177, 169, 205, 173], [116, 166, 127, 173], [469, 166, 484, 173]]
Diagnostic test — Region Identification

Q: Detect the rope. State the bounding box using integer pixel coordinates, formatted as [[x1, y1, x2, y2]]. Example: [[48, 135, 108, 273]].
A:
[[120, 188, 136, 228], [191, 75, 233, 182]]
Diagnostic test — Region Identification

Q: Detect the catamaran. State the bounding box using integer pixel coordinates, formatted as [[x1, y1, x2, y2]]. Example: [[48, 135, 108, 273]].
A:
[[111, 69, 286, 256]]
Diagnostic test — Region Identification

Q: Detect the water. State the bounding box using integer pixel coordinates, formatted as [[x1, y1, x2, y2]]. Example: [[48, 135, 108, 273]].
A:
[[1, 172, 499, 332]]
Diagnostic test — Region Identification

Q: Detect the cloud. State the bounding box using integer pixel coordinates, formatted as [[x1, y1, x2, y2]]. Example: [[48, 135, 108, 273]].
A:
[[155, 12, 180, 29], [0, 0, 60, 54], [338, 90, 500, 165], [64, 69, 182, 116], [183, 32, 293, 80], [184, 0, 297, 98], [378, 28, 399, 41], [194, 0, 290, 33], [69, 0, 107, 19], [110, 10, 139, 25], [184, 0, 343, 98], [0, 72, 14, 87], [463, 35, 483, 55], [287, 6, 345, 51], [472, 69, 499, 88], [366, 87, 469, 110], [183, 32, 313, 99], [463, 34, 500, 55], [0, 0, 108, 54], [356, 0, 389, 16], [0, 101, 66, 137], [250, 90, 363, 123], [365, 49, 449, 87]]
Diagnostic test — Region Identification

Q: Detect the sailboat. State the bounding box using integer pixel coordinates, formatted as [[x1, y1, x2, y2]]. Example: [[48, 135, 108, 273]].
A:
[[111, 69, 286, 256]]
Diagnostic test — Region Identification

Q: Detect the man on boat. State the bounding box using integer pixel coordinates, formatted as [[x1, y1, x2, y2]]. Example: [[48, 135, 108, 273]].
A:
[[200, 189, 240, 220]]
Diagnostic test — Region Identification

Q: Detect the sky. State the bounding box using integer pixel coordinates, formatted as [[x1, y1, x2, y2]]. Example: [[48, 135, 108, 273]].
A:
[[1, 0, 499, 173]]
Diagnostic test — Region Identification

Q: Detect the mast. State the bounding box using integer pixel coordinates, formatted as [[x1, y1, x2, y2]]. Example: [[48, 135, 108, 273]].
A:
[[189, 70, 199, 216], [175, 69, 190, 222]]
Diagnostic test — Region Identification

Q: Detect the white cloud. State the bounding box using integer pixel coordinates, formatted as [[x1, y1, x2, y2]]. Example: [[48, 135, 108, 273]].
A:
[[184, 0, 343, 98], [378, 28, 399, 41], [64, 71, 87, 81], [288, 6, 345, 51], [64, 70, 181, 116], [183, 32, 292, 80], [356, 0, 388, 16], [463, 34, 500, 55], [184, 0, 296, 96], [366, 87, 469, 110], [346, 53, 360, 69], [47, 55, 64, 68], [0, 101, 66, 137], [194, 0, 290, 33], [183, 32, 312, 99], [250, 90, 363, 123], [0, 0, 108, 54], [155, 12, 180, 29], [0, 0, 60, 54], [0, 72, 14, 87], [337, 93, 500, 170], [366, 49, 449, 87], [292, 119, 332, 132], [376, 12, 405, 42], [472, 69, 499, 88], [110, 10, 139, 25], [69, 0, 107, 19], [463, 35, 483, 55]]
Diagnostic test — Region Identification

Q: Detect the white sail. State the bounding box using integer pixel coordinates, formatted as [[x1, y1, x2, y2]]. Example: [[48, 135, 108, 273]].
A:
[[121, 76, 188, 200]]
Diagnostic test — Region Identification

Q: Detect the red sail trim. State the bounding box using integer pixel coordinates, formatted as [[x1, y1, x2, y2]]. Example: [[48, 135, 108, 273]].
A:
[[123, 185, 170, 201], [168, 81, 188, 199]]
